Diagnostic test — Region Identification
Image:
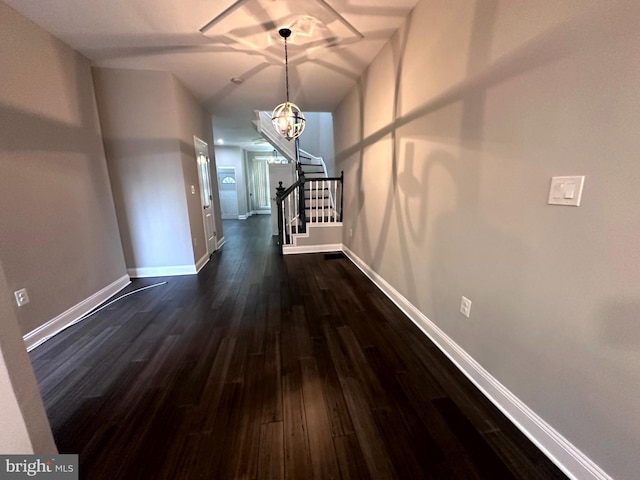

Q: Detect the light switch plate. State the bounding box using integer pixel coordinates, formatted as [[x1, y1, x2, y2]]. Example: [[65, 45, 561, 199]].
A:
[[548, 176, 585, 206]]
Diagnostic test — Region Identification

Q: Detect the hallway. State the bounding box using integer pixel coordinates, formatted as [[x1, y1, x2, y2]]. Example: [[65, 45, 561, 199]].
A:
[[30, 215, 566, 479]]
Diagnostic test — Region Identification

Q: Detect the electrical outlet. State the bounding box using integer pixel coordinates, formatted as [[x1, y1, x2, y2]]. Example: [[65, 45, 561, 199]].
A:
[[14, 288, 30, 307], [460, 296, 472, 318], [349, 228, 353, 238]]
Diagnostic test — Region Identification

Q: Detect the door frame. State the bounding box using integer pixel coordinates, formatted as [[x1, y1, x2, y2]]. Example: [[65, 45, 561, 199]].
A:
[[194, 136, 217, 255]]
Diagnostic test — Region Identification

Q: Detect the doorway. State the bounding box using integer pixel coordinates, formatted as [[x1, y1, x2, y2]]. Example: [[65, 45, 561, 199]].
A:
[[194, 137, 217, 255], [248, 156, 271, 213], [218, 166, 239, 219]]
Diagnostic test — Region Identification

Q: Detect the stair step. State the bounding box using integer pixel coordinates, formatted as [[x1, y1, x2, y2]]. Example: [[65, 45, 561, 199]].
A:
[[305, 217, 338, 223], [305, 196, 331, 201]]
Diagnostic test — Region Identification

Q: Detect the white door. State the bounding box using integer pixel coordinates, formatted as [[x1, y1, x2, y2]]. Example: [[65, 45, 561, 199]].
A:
[[268, 163, 296, 235], [194, 137, 217, 254], [218, 166, 239, 219]]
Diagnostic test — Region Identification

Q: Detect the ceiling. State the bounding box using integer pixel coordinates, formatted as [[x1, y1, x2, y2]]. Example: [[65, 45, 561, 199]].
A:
[[5, 0, 418, 150]]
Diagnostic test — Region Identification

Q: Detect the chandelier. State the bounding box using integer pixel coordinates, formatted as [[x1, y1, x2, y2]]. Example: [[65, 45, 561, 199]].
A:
[[271, 28, 306, 141]]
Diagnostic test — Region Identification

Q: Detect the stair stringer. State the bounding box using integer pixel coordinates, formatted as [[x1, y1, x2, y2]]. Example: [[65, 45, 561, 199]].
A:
[[282, 223, 343, 255]]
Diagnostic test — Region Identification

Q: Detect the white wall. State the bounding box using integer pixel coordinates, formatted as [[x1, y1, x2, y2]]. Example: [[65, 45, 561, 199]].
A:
[[299, 112, 336, 175], [334, 1, 640, 479], [0, 2, 128, 335]]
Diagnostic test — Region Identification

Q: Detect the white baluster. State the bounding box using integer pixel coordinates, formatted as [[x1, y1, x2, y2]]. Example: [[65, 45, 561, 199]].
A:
[[315, 180, 319, 223]]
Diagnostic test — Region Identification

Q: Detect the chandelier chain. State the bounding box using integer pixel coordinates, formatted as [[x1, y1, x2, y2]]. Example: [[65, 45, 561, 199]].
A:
[[284, 35, 290, 102]]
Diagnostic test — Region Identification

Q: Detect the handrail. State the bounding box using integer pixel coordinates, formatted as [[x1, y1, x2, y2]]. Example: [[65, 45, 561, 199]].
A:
[[279, 179, 302, 198], [275, 171, 344, 254], [299, 148, 328, 178], [314, 176, 342, 181]]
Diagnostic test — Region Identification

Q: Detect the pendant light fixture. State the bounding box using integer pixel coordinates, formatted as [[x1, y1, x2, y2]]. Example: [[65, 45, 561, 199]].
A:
[[271, 28, 306, 141]]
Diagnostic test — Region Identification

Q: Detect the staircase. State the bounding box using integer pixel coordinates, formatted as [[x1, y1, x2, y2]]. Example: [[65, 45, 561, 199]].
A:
[[254, 110, 343, 254], [298, 151, 330, 223]]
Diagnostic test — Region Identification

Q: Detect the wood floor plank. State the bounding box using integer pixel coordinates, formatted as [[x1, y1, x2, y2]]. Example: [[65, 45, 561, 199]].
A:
[[339, 376, 398, 479], [395, 372, 486, 479], [219, 353, 265, 480], [282, 370, 313, 480], [333, 433, 372, 480], [300, 357, 341, 480], [310, 333, 355, 437], [258, 422, 285, 480], [261, 331, 283, 424], [30, 216, 568, 480]]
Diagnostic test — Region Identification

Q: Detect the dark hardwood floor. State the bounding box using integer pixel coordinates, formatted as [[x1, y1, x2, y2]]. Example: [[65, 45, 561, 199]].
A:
[[31, 215, 567, 479]]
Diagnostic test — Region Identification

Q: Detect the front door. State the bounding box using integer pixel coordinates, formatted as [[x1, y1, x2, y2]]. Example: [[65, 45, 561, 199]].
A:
[[194, 137, 217, 254], [217, 166, 239, 219]]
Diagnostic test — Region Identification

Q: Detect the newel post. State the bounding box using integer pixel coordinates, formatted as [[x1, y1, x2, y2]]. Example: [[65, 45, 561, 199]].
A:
[[339, 170, 344, 222], [276, 181, 285, 255], [297, 169, 306, 234]]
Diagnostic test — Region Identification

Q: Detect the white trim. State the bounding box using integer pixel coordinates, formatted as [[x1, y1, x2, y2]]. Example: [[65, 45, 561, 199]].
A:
[[195, 252, 210, 272], [342, 245, 613, 480], [23, 274, 131, 351], [238, 214, 250, 220], [287, 222, 343, 247], [217, 236, 226, 249], [128, 264, 199, 278], [283, 243, 343, 255], [305, 222, 343, 228], [255, 210, 271, 215]]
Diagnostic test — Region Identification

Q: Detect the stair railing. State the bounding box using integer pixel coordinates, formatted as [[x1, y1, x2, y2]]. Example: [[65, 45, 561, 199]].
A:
[[276, 171, 344, 254], [299, 149, 328, 178], [305, 172, 344, 224], [275, 179, 302, 254]]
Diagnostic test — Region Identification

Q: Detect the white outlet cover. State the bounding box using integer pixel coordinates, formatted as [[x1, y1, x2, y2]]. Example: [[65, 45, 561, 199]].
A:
[[460, 296, 472, 318], [14, 288, 30, 307]]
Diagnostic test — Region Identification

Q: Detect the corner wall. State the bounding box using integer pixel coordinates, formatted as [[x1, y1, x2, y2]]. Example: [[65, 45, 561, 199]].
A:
[[299, 112, 336, 175], [0, 260, 56, 454], [333, 1, 640, 479], [93, 67, 219, 276], [173, 78, 222, 260], [0, 2, 128, 335]]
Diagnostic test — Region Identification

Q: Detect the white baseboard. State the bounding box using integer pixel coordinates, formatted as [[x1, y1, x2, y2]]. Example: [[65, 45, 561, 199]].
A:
[[23, 274, 131, 352], [128, 264, 198, 278], [283, 244, 343, 255], [342, 246, 612, 480], [217, 236, 226, 249], [196, 252, 210, 272]]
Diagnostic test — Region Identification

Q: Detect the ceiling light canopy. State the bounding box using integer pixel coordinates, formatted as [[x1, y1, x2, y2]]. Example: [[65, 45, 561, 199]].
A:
[[271, 28, 305, 141]]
